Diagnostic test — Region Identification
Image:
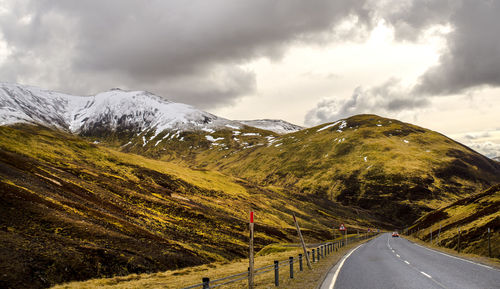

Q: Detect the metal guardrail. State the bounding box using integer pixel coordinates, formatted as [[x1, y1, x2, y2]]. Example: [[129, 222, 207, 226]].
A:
[[181, 233, 377, 289]]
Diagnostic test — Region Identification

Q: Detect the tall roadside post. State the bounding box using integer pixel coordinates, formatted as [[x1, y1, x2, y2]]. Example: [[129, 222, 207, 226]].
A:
[[293, 213, 312, 269], [339, 223, 347, 246], [249, 211, 254, 289]]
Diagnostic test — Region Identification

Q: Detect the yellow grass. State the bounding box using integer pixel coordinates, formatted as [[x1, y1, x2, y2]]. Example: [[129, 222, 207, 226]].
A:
[[52, 236, 377, 289]]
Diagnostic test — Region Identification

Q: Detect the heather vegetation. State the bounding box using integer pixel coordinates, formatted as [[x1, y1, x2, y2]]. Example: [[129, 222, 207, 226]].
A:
[[0, 124, 379, 289]]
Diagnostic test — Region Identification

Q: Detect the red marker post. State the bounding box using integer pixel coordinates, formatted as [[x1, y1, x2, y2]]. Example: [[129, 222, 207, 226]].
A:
[[249, 211, 254, 289], [339, 223, 347, 246]]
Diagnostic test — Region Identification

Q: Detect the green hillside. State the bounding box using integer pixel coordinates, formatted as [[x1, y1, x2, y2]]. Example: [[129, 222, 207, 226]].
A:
[[410, 184, 500, 258], [186, 115, 500, 226], [0, 124, 380, 289]]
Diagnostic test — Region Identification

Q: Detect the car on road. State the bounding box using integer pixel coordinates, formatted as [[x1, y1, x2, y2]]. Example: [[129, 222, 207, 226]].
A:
[[392, 232, 399, 237]]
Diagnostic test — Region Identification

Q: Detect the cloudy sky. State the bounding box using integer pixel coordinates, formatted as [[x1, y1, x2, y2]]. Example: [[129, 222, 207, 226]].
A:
[[0, 0, 499, 158]]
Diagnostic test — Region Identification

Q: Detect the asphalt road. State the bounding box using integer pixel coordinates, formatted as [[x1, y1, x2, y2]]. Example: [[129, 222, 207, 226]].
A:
[[321, 233, 500, 289]]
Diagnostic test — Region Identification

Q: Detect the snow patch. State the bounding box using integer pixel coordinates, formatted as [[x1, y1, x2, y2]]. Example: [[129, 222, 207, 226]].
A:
[[201, 128, 215, 133], [242, 132, 260, 136], [317, 121, 341, 132], [205, 135, 224, 142], [225, 124, 240, 130], [317, 120, 347, 132]]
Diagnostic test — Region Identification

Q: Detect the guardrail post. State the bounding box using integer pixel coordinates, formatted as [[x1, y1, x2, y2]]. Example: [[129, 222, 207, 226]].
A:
[[312, 248, 316, 262], [321, 245, 324, 258], [317, 247, 320, 261], [457, 227, 461, 253], [289, 257, 294, 279], [274, 260, 279, 286], [299, 254, 303, 271], [202, 277, 210, 289]]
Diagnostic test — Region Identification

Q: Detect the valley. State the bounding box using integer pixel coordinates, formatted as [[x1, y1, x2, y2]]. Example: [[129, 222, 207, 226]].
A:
[[0, 83, 499, 288]]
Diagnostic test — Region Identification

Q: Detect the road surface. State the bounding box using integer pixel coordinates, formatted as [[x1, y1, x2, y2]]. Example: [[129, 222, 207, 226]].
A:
[[321, 233, 500, 289]]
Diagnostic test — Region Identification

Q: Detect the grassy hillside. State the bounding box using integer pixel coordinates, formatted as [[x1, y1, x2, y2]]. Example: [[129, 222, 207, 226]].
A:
[[409, 184, 499, 258], [184, 115, 500, 225], [0, 124, 381, 289]]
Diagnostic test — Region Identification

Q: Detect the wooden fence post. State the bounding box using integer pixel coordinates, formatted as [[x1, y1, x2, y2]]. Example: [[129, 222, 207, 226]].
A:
[[202, 277, 210, 289], [249, 211, 254, 289], [274, 260, 279, 286]]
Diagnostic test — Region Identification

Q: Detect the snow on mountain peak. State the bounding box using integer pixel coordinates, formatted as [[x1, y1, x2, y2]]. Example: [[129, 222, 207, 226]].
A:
[[238, 119, 303, 134], [0, 83, 237, 134], [1, 83, 304, 137]]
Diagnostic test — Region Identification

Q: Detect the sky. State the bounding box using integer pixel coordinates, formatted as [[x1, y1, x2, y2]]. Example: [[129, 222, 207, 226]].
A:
[[0, 0, 499, 158]]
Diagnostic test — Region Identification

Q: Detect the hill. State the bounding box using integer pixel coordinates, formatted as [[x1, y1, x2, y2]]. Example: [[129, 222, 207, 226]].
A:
[[409, 184, 499, 258], [0, 124, 380, 289], [184, 115, 500, 226]]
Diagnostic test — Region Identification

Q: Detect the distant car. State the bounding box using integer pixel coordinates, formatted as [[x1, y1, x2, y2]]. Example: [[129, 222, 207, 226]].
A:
[[392, 232, 399, 237]]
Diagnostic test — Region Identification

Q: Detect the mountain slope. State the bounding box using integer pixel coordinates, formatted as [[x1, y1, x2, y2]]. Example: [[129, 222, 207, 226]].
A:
[[238, 119, 303, 134], [0, 83, 240, 134], [409, 184, 499, 258], [0, 124, 381, 289], [189, 115, 500, 225], [0, 83, 304, 141]]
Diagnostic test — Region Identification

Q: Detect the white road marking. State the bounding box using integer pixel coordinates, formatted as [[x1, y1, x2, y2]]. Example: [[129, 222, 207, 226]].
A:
[[396, 254, 400, 258], [412, 242, 497, 271], [392, 250, 395, 253], [421, 271, 432, 278], [404, 260, 410, 265], [327, 244, 364, 289]]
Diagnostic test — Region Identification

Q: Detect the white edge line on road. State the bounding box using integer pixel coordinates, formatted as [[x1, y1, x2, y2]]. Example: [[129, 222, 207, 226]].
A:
[[411, 242, 497, 271], [404, 260, 410, 265], [327, 243, 364, 289], [396, 254, 400, 258], [420, 271, 432, 278]]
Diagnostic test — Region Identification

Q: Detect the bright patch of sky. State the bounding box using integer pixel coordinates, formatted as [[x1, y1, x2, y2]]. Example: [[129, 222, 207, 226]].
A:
[[212, 20, 443, 125]]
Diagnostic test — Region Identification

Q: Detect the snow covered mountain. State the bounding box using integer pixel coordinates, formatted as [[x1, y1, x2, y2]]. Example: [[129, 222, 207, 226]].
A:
[[0, 83, 244, 136], [0, 83, 305, 137], [238, 119, 303, 134]]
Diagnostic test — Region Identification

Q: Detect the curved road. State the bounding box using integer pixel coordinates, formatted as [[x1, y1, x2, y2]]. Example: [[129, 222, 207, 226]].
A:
[[321, 233, 500, 289]]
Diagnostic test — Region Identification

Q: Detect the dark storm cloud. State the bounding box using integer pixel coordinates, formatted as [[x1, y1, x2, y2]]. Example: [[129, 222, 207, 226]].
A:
[[414, 0, 500, 95], [0, 0, 370, 108], [306, 0, 500, 125], [2, 0, 499, 113], [374, 0, 500, 95]]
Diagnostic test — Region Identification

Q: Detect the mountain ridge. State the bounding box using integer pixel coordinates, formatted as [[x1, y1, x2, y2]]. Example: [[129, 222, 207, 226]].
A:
[[0, 83, 302, 136]]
